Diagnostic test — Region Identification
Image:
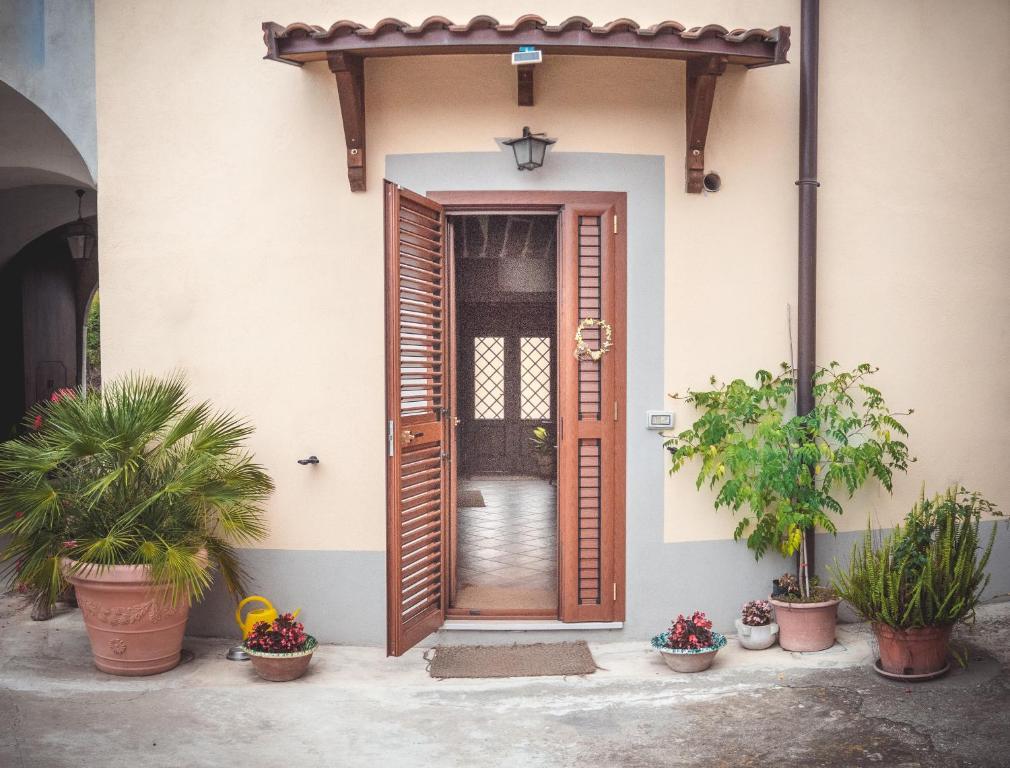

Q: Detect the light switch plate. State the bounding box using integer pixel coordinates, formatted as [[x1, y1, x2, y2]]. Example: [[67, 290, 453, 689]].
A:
[[646, 410, 675, 430]]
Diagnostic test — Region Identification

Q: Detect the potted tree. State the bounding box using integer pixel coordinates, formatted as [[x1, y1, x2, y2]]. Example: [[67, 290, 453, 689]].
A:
[[529, 426, 556, 479], [735, 599, 778, 650], [651, 611, 727, 672], [666, 363, 912, 652], [243, 612, 318, 682], [832, 487, 1001, 680], [0, 375, 272, 676]]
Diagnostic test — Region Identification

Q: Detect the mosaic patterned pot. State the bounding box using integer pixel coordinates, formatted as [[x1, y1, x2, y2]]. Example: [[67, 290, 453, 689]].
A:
[[244, 637, 318, 682], [651, 632, 727, 673]]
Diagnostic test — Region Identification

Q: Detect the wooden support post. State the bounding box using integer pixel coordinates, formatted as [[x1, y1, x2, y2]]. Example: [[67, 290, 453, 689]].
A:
[[328, 52, 366, 192], [517, 64, 534, 107], [684, 56, 727, 193]]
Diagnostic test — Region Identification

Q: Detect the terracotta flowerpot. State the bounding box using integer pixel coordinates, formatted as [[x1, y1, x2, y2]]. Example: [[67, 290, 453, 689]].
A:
[[769, 596, 840, 652], [245, 637, 317, 682], [652, 632, 727, 672], [64, 559, 192, 676], [734, 618, 779, 650], [873, 623, 952, 677]]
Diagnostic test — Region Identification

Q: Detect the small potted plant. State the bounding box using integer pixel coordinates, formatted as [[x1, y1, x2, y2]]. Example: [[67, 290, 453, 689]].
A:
[[529, 426, 555, 479], [832, 487, 1001, 680], [243, 612, 318, 682], [651, 611, 727, 672], [735, 599, 778, 650]]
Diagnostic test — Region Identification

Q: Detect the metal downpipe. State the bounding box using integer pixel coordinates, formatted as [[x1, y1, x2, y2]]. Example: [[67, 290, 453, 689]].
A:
[[797, 0, 820, 578]]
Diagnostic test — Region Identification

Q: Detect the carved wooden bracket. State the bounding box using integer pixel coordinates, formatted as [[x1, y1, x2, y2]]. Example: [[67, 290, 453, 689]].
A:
[[685, 56, 727, 193], [517, 64, 534, 106], [327, 52, 366, 192]]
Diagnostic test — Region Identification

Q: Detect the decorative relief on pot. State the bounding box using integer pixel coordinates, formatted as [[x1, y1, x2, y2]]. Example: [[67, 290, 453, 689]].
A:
[[109, 638, 128, 655], [80, 598, 178, 626]]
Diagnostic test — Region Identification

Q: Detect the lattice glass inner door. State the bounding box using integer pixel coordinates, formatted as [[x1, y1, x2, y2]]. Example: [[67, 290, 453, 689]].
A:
[[473, 336, 505, 419], [520, 336, 552, 420]]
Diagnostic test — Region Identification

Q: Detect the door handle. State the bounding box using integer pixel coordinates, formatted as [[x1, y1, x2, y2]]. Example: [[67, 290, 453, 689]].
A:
[[401, 429, 420, 446]]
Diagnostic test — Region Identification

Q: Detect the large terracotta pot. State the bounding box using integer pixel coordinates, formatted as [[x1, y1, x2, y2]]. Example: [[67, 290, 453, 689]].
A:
[[769, 596, 840, 652], [873, 623, 952, 677], [64, 559, 193, 676]]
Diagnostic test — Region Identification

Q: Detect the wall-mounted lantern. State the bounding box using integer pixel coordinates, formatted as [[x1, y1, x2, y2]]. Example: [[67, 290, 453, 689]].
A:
[[65, 188, 96, 261], [503, 126, 556, 171]]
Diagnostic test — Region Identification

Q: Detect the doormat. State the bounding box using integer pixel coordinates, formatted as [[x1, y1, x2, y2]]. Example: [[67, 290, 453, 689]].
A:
[[457, 489, 485, 507], [426, 641, 597, 679]]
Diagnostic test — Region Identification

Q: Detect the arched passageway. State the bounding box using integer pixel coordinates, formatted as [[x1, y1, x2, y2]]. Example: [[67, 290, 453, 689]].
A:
[[0, 80, 98, 437]]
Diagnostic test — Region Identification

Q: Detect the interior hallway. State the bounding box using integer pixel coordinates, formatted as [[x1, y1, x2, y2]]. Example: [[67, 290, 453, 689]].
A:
[[454, 476, 557, 612]]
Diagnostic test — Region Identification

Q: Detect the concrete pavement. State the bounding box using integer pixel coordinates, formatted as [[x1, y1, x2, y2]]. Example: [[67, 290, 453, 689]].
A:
[[2, 595, 1009, 767]]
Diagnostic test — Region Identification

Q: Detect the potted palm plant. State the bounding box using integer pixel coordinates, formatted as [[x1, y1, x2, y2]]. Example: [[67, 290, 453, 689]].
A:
[[832, 487, 1001, 680], [651, 611, 727, 672], [666, 363, 912, 652], [0, 375, 272, 676]]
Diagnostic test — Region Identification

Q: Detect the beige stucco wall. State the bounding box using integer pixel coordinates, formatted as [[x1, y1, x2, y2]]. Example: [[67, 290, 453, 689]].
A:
[[95, 0, 1010, 552]]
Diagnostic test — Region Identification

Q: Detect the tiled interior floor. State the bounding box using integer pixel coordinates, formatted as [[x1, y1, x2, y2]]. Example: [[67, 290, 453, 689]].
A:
[[454, 475, 557, 612]]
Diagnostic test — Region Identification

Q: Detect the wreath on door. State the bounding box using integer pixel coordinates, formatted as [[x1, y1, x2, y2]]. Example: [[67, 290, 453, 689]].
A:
[[574, 317, 614, 362]]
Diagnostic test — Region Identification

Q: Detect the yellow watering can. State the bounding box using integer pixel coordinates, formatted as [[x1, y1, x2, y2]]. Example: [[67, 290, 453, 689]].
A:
[[235, 596, 300, 639]]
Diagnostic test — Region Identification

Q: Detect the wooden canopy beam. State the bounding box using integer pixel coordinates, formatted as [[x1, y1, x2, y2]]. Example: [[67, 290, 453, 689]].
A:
[[685, 56, 727, 193], [328, 52, 366, 191], [264, 18, 789, 192]]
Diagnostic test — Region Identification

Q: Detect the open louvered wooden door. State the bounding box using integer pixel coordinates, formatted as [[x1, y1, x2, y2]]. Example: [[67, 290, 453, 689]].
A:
[[558, 197, 626, 623], [384, 181, 451, 656]]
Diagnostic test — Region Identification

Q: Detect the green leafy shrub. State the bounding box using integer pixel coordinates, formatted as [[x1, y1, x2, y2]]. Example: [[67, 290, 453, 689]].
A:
[[831, 488, 1001, 628], [0, 375, 273, 612], [666, 362, 912, 599]]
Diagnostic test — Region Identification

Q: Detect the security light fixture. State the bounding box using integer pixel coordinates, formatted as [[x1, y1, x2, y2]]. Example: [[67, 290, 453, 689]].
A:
[[503, 127, 556, 171], [65, 189, 96, 261]]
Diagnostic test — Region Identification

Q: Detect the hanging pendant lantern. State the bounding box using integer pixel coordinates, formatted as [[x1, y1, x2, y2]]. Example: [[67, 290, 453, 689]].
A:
[[65, 189, 96, 261], [503, 126, 556, 171]]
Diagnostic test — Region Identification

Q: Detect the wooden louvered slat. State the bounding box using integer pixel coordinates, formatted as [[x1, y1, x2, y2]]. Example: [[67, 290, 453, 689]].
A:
[[577, 439, 602, 604], [577, 215, 603, 422], [385, 181, 449, 656]]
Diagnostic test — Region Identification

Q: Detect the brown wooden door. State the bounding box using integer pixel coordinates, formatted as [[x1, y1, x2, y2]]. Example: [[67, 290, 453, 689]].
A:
[[457, 304, 555, 476], [557, 199, 626, 623], [384, 181, 450, 656]]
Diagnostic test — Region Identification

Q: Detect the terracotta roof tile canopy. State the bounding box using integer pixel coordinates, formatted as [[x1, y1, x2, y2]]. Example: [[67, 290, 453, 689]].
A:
[[261, 15, 791, 192]]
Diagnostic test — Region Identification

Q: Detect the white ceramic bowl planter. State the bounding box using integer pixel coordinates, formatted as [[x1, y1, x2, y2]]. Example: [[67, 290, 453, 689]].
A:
[[734, 619, 779, 650], [651, 632, 728, 673]]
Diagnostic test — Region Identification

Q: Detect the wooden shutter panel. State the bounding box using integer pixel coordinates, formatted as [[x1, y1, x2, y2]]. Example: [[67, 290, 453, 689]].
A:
[[558, 200, 626, 623], [384, 181, 449, 655]]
